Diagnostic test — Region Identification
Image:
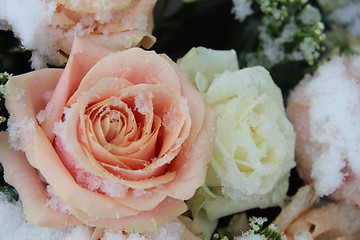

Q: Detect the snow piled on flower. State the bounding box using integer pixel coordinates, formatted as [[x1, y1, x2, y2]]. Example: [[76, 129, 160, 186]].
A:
[[0, 0, 60, 69], [0, 192, 92, 240], [0, 191, 186, 240], [288, 55, 360, 196], [102, 222, 184, 240], [234, 234, 266, 240], [7, 114, 36, 152]]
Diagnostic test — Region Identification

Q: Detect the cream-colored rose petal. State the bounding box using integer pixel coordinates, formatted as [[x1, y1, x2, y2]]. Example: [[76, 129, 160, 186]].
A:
[[162, 55, 218, 199]]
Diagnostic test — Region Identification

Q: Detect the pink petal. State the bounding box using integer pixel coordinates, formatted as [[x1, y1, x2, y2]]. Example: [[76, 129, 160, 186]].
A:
[[67, 47, 182, 106], [160, 55, 218, 200], [5, 69, 63, 168], [74, 197, 187, 233], [41, 35, 114, 141], [0, 132, 82, 227], [34, 127, 140, 220]]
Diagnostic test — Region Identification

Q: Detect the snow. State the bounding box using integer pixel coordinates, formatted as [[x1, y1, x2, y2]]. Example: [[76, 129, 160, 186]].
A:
[[7, 114, 36, 151], [0, 190, 187, 240], [0, 0, 60, 69], [0, 192, 92, 240], [289, 55, 360, 196], [232, 0, 253, 22], [45, 185, 72, 214], [134, 90, 153, 115], [329, 1, 360, 37]]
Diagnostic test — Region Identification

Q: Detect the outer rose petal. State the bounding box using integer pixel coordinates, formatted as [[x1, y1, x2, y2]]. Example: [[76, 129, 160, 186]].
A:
[[161, 55, 218, 199], [5, 69, 63, 168], [0, 132, 82, 227], [75, 197, 187, 233], [34, 127, 140, 220], [273, 185, 319, 233], [55, 0, 132, 13], [41, 36, 113, 140], [285, 201, 360, 240], [286, 102, 313, 184], [67, 48, 182, 106]]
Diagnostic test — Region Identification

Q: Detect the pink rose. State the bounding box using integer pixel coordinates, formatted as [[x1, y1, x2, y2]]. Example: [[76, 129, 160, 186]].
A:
[[51, 0, 157, 55], [286, 55, 360, 205], [0, 36, 216, 232], [0, 0, 157, 68]]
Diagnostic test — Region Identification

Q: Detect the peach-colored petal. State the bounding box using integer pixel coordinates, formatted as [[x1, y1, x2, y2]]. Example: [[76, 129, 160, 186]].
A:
[[0, 132, 82, 227], [34, 127, 140, 220], [161, 55, 218, 200], [41, 35, 114, 141], [74, 197, 187, 233], [5, 69, 63, 168], [286, 102, 313, 184], [67, 47, 182, 105], [84, 30, 156, 52], [63, 77, 193, 184], [55, 0, 132, 13], [285, 201, 360, 240], [54, 136, 174, 212], [273, 185, 319, 232]]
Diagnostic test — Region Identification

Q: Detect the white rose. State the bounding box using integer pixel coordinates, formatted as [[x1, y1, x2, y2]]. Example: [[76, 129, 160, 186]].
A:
[[177, 47, 296, 237]]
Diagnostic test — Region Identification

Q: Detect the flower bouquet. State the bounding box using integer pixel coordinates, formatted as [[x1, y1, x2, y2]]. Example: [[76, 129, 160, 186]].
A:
[[0, 0, 360, 239]]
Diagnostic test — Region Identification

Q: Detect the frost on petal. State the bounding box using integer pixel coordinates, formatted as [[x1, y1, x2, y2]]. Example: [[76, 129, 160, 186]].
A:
[[7, 114, 36, 151], [0, 192, 92, 240]]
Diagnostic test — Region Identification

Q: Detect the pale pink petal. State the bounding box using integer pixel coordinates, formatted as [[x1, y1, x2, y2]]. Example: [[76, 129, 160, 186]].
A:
[[161, 56, 218, 200], [34, 127, 140, 220], [55, 0, 132, 13], [41, 35, 114, 141], [0, 132, 81, 227], [67, 47, 182, 105], [286, 102, 313, 184], [84, 30, 156, 52], [273, 185, 319, 232], [285, 201, 360, 240], [5, 69, 62, 168], [73, 197, 187, 233]]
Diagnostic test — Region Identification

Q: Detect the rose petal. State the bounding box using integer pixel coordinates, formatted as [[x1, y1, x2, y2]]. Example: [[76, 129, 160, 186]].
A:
[[34, 127, 140, 219], [73, 197, 187, 233], [161, 55, 218, 200], [84, 30, 156, 52], [67, 47, 182, 106], [5, 69, 63, 168], [285, 201, 360, 240], [41, 35, 114, 141], [0, 132, 81, 227]]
